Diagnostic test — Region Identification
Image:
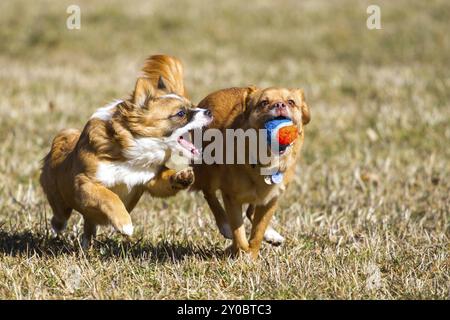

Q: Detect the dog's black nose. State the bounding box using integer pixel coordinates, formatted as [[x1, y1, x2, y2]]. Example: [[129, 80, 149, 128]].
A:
[[272, 102, 287, 109], [204, 109, 212, 118]]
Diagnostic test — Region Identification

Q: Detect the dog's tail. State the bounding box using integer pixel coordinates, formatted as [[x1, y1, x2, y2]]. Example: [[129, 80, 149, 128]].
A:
[[140, 54, 186, 97], [41, 128, 81, 169]]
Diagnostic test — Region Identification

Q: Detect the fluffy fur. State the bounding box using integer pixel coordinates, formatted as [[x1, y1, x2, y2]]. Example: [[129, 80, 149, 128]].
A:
[[193, 86, 310, 259], [40, 55, 212, 247], [141, 55, 186, 97]]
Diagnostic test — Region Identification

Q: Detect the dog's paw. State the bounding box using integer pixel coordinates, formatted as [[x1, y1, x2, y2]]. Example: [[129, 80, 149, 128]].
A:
[[224, 244, 257, 260], [170, 167, 194, 190], [263, 227, 285, 246], [51, 216, 67, 235], [120, 223, 134, 236]]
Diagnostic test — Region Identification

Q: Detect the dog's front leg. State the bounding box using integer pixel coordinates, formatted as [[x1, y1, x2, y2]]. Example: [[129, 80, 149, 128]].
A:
[[76, 179, 133, 244], [248, 198, 278, 259], [223, 194, 249, 257], [145, 167, 194, 197]]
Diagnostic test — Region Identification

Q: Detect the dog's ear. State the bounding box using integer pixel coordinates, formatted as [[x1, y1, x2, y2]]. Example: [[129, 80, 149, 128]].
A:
[[302, 101, 311, 125], [133, 77, 155, 107], [242, 85, 258, 111], [292, 88, 311, 125], [157, 76, 168, 91]]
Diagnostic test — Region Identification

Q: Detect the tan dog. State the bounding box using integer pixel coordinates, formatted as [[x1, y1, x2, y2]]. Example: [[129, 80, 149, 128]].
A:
[[193, 86, 310, 259], [40, 55, 212, 247]]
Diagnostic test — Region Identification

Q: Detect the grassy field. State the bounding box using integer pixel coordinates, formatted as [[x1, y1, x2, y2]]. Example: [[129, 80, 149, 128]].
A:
[[0, 0, 449, 299]]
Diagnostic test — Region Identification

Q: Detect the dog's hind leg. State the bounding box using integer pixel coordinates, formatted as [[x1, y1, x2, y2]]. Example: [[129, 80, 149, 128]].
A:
[[203, 191, 232, 239], [40, 129, 80, 235], [40, 173, 72, 235], [47, 193, 72, 235], [246, 205, 284, 246], [81, 218, 97, 249]]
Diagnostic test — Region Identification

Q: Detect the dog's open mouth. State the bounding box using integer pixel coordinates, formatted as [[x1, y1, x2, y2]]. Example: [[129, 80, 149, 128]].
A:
[[271, 116, 291, 121], [177, 134, 200, 156], [170, 110, 212, 159], [265, 116, 296, 155]]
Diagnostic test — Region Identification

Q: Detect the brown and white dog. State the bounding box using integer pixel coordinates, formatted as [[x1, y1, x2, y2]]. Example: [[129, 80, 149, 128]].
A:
[[40, 55, 212, 247], [193, 86, 310, 259]]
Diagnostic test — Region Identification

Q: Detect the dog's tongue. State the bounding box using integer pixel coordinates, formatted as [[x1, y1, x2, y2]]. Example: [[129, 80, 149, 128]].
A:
[[178, 136, 200, 155]]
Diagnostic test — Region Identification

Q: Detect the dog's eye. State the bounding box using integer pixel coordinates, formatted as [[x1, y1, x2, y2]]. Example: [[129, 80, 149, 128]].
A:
[[288, 99, 296, 106], [260, 100, 269, 107], [176, 110, 186, 117]]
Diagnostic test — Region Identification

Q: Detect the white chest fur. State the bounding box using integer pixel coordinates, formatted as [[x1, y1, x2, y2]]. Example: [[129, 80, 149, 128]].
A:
[[96, 161, 157, 190]]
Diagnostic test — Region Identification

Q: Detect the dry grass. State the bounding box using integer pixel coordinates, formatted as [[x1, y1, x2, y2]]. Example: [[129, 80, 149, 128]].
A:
[[0, 0, 449, 299]]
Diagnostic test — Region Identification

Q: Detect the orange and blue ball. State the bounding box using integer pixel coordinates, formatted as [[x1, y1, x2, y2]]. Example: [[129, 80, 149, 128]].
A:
[[264, 118, 298, 153]]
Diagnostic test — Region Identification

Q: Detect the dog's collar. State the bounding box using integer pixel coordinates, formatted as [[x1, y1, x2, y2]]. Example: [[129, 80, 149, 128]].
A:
[[264, 171, 284, 185]]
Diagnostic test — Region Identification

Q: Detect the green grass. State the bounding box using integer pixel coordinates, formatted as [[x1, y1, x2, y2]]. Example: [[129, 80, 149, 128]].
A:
[[0, 0, 448, 299]]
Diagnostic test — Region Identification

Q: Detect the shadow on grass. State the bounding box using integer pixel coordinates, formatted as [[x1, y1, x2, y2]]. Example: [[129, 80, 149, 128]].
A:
[[0, 229, 223, 262]]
